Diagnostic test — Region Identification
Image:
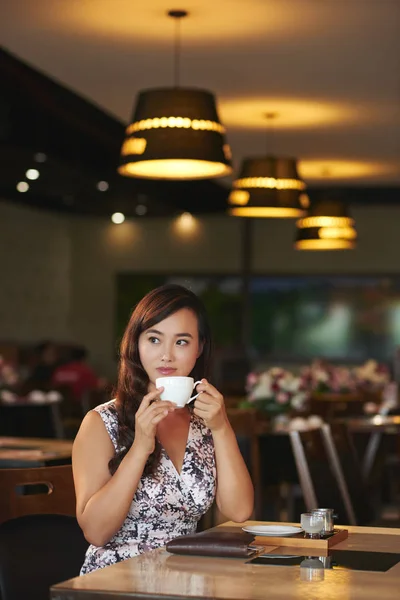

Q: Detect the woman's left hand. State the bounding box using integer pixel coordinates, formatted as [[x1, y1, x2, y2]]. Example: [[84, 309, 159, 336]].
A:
[[193, 379, 229, 432]]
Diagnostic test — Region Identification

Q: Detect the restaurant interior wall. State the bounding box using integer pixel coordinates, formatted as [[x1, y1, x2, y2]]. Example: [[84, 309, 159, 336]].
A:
[[68, 205, 400, 377], [0, 201, 71, 341], [1, 201, 400, 378]]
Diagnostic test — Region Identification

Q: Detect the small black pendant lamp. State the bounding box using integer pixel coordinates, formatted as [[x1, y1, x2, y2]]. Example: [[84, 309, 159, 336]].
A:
[[294, 198, 357, 250], [228, 113, 307, 217]]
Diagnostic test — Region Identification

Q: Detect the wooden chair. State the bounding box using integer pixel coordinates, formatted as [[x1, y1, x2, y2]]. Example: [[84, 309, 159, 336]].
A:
[[56, 386, 110, 439], [198, 408, 262, 530], [361, 383, 398, 481], [227, 408, 262, 519], [228, 409, 300, 522], [0, 464, 76, 525], [289, 428, 352, 525], [0, 464, 87, 600], [0, 513, 88, 600], [309, 394, 366, 421], [321, 423, 374, 525], [212, 347, 250, 397]]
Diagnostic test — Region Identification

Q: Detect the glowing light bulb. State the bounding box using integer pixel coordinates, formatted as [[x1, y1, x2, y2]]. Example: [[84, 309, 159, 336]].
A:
[[97, 181, 109, 191], [135, 204, 147, 216], [26, 169, 40, 180], [111, 212, 125, 224], [16, 181, 29, 192]]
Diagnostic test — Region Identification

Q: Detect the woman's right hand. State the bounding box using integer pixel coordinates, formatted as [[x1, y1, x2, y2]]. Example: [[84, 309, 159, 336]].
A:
[[132, 387, 175, 456]]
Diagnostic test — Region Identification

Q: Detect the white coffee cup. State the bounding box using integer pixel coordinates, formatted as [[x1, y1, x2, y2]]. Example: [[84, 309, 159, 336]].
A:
[[155, 376, 202, 408]]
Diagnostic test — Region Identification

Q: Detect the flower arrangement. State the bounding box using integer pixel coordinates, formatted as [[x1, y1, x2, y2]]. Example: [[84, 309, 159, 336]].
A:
[[241, 359, 392, 417], [301, 359, 390, 396], [301, 360, 357, 395], [240, 367, 309, 415], [353, 359, 390, 392]]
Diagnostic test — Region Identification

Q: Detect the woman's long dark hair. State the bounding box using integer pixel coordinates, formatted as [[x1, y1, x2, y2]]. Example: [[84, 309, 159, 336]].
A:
[[108, 284, 212, 476]]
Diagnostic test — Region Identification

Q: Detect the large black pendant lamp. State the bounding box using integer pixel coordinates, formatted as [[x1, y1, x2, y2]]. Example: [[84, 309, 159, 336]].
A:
[[228, 114, 307, 217], [118, 10, 232, 180], [294, 198, 357, 250]]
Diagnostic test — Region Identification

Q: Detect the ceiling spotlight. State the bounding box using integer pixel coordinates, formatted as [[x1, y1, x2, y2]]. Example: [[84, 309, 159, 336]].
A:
[[16, 181, 29, 193], [180, 212, 194, 224], [135, 204, 147, 216], [26, 169, 40, 180], [111, 212, 125, 224], [175, 212, 198, 234], [34, 152, 47, 163], [97, 181, 109, 192]]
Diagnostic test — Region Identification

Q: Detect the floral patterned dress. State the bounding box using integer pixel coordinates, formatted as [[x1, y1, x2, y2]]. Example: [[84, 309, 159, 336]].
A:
[[80, 400, 216, 574]]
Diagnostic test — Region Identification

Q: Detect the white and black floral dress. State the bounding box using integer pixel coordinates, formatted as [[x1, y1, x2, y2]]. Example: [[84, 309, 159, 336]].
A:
[[80, 400, 216, 574]]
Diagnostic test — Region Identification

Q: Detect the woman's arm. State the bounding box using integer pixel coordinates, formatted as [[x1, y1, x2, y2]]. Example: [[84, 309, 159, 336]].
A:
[[73, 390, 174, 547], [212, 424, 254, 522], [193, 380, 254, 522]]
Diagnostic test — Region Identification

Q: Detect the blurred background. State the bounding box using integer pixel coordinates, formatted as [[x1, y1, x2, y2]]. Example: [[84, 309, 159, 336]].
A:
[[0, 1, 399, 385]]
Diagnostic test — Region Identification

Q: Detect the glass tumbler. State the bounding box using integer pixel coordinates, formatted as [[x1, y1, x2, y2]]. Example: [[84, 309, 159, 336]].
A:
[[300, 512, 324, 539]]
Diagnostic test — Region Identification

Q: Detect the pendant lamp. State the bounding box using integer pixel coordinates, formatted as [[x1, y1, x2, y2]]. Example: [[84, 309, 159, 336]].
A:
[[228, 156, 308, 217], [118, 10, 232, 180], [228, 113, 307, 217], [294, 198, 357, 250]]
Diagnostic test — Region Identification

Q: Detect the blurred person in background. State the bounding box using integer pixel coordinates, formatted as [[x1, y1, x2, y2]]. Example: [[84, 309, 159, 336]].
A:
[[25, 340, 60, 390], [52, 346, 107, 402]]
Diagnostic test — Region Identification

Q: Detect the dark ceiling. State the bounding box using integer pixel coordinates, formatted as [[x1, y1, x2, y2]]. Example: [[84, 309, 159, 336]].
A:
[[0, 46, 399, 219], [0, 46, 232, 218]]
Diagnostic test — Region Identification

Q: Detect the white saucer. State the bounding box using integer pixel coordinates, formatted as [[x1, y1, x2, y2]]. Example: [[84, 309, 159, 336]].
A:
[[261, 554, 301, 559], [242, 525, 303, 537]]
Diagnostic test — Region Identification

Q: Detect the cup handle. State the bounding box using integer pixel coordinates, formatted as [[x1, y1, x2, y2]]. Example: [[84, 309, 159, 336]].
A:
[[187, 380, 203, 404]]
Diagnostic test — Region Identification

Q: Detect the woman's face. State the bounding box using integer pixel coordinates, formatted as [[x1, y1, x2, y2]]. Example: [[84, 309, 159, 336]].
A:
[[138, 308, 201, 385]]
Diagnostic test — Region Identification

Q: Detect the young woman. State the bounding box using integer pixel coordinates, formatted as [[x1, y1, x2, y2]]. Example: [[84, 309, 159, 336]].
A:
[[73, 284, 254, 574]]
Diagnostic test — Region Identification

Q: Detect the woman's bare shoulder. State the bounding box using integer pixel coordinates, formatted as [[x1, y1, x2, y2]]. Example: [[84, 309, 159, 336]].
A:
[[73, 406, 115, 457]]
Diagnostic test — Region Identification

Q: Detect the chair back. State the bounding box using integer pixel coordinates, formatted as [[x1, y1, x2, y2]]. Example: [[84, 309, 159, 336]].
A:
[[289, 428, 350, 524], [321, 423, 374, 525], [0, 464, 76, 525], [212, 347, 250, 397], [0, 513, 88, 600], [309, 396, 366, 420], [227, 408, 261, 518], [361, 383, 399, 481], [0, 402, 64, 439]]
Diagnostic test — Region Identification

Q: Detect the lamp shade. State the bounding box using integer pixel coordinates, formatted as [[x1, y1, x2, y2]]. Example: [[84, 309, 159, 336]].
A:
[[294, 199, 357, 250], [228, 156, 307, 217], [118, 88, 232, 180]]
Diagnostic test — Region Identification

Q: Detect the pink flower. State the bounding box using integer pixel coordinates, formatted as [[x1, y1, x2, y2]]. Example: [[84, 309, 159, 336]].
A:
[[276, 392, 289, 404], [364, 402, 379, 415], [246, 372, 259, 392]]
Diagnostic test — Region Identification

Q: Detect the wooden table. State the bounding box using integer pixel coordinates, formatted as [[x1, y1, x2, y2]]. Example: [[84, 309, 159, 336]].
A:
[[0, 436, 73, 467], [334, 415, 400, 480], [51, 521, 400, 600], [255, 414, 400, 485], [335, 415, 400, 433]]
